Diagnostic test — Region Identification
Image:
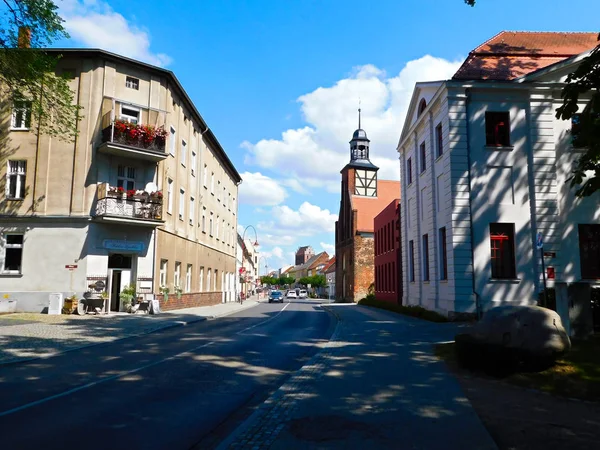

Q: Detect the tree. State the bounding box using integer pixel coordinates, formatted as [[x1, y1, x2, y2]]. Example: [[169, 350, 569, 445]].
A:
[[278, 275, 295, 286], [0, 1, 80, 140], [260, 275, 277, 286]]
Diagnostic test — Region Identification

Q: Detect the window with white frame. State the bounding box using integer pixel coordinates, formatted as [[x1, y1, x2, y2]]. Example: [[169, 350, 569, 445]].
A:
[[228, 193, 231, 210], [211, 172, 215, 195], [6, 160, 27, 200], [191, 151, 197, 176], [174, 262, 181, 288], [160, 259, 168, 286], [216, 215, 220, 240], [214, 269, 218, 291], [203, 165, 208, 188], [222, 219, 226, 241], [179, 189, 185, 221], [181, 140, 187, 166], [2, 233, 24, 273], [223, 187, 226, 207], [207, 268, 211, 292], [167, 178, 173, 214], [11, 100, 32, 130], [202, 207, 207, 232], [119, 105, 140, 124], [189, 197, 195, 225], [199, 266, 204, 292], [232, 197, 236, 214], [117, 165, 136, 191], [169, 127, 176, 156], [217, 181, 221, 202], [125, 76, 139, 90], [210, 212, 214, 236], [186, 264, 192, 293]]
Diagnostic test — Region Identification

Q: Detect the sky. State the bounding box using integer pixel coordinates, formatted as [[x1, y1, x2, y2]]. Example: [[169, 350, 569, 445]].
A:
[[54, 0, 599, 272]]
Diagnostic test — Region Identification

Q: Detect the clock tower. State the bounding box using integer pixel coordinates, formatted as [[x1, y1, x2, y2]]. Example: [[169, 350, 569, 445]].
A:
[[345, 108, 378, 197]]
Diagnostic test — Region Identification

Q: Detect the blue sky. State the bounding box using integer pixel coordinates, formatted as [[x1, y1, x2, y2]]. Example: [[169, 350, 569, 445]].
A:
[[55, 0, 600, 271]]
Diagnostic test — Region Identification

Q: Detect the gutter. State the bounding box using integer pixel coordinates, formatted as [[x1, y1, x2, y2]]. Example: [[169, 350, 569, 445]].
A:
[[464, 88, 482, 320]]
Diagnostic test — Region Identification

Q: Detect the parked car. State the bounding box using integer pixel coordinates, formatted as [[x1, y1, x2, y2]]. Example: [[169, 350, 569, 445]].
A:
[[286, 290, 297, 299], [299, 290, 308, 298], [269, 290, 284, 303]]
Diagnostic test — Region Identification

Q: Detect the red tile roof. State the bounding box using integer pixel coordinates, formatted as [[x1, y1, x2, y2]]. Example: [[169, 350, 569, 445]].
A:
[[321, 256, 336, 274], [352, 180, 401, 233], [453, 31, 599, 81]]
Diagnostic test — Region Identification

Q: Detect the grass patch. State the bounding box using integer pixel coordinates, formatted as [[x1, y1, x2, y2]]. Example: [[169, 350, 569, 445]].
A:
[[358, 297, 448, 323], [436, 335, 600, 402]]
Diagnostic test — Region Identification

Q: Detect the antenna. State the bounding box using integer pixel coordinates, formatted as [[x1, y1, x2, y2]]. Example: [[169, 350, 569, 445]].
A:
[[358, 98, 361, 129]]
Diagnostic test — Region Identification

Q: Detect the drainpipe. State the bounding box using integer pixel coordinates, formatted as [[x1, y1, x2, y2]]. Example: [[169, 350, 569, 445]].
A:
[[464, 88, 482, 320]]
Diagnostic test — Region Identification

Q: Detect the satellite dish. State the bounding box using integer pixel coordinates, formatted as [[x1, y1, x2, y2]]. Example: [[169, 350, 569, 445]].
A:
[[145, 182, 158, 194]]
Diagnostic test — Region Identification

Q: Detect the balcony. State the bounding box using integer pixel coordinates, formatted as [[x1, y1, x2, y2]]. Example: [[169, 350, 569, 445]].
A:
[[98, 111, 168, 162], [93, 183, 164, 227]]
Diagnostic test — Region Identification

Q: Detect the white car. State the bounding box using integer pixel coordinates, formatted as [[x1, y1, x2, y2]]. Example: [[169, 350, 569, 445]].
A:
[[286, 290, 297, 299], [299, 290, 308, 298]]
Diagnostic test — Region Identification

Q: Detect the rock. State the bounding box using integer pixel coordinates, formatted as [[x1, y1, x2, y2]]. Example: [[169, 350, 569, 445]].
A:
[[456, 305, 571, 374]]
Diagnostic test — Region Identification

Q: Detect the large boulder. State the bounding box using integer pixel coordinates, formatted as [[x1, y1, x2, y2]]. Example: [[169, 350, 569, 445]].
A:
[[456, 305, 571, 374]]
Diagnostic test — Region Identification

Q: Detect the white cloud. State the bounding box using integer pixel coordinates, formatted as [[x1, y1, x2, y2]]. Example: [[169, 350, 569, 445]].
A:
[[320, 242, 335, 254], [243, 56, 462, 188], [239, 172, 287, 206], [60, 0, 171, 66]]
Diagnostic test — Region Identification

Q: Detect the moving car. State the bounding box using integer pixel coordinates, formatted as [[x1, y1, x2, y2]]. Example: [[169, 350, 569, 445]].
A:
[[286, 290, 297, 299], [269, 290, 284, 303], [299, 290, 308, 298]]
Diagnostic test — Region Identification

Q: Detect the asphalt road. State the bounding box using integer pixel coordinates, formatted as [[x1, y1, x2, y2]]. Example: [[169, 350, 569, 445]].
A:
[[0, 299, 334, 450]]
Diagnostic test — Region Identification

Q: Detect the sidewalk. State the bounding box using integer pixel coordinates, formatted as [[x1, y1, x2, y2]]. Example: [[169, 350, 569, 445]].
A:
[[220, 303, 497, 450], [0, 297, 260, 365]]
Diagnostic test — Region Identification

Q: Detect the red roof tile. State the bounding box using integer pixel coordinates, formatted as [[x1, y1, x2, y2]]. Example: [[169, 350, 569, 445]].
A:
[[321, 256, 336, 273], [352, 180, 401, 233], [453, 31, 599, 81]]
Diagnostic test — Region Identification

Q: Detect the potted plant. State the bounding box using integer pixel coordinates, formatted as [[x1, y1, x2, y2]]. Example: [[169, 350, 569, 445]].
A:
[[120, 284, 136, 312], [160, 285, 170, 303], [174, 285, 183, 299]]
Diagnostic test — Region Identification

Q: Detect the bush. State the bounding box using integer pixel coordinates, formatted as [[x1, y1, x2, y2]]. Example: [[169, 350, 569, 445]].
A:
[[358, 296, 448, 323]]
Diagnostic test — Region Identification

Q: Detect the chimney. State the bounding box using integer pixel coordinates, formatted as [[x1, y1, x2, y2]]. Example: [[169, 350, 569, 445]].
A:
[[18, 27, 31, 48]]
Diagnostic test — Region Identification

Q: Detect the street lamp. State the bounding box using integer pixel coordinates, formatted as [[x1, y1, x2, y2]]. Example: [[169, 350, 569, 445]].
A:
[[241, 225, 259, 301]]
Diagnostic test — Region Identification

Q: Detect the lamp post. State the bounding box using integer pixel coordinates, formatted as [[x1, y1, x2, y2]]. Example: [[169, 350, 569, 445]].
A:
[[241, 225, 259, 302]]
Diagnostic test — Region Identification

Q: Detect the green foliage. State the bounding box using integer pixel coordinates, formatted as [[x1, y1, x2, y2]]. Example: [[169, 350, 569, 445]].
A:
[[555, 39, 600, 197], [297, 274, 326, 288], [464, 0, 476, 5], [260, 275, 278, 286], [0, 1, 81, 140], [277, 275, 295, 286], [120, 284, 136, 306], [358, 296, 448, 323]]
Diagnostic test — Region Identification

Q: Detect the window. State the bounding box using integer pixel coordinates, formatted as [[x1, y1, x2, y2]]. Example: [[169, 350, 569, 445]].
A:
[[211, 172, 215, 194], [199, 267, 204, 292], [174, 262, 181, 288], [11, 100, 31, 130], [439, 227, 448, 280], [125, 76, 139, 90], [160, 259, 168, 286], [217, 181, 221, 202], [6, 161, 27, 199], [490, 223, 516, 279], [418, 98, 427, 116], [189, 197, 195, 225], [117, 165, 136, 191], [203, 165, 208, 188], [181, 140, 187, 166], [407, 157, 413, 185], [409, 240, 415, 282], [209, 212, 214, 236], [207, 268, 211, 291], [167, 178, 173, 214], [119, 105, 139, 124], [228, 193, 231, 210], [179, 188, 185, 221], [422, 234, 430, 282], [216, 215, 220, 240], [169, 127, 176, 156], [202, 207, 207, 233], [214, 270, 218, 291], [222, 219, 226, 241], [485, 112, 510, 147], [191, 151, 197, 176], [232, 197, 236, 214], [579, 224, 600, 279], [2, 233, 24, 273], [223, 187, 226, 207], [186, 264, 192, 293], [436, 123, 443, 158], [420, 142, 426, 173]]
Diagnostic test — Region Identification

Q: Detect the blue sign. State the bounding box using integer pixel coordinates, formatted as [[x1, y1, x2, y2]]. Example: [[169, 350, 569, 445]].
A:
[[103, 239, 145, 252], [536, 232, 543, 250]]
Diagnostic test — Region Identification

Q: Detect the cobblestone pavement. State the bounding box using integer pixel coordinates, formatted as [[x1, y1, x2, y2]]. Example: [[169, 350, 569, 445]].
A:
[[0, 299, 259, 365]]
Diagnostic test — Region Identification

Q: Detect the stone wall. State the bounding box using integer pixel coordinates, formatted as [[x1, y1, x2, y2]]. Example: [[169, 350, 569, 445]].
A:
[[156, 291, 222, 311], [354, 234, 375, 302]]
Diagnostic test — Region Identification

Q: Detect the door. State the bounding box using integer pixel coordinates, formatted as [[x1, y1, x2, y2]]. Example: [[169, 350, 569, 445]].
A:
[[110, 270, 121, 312]]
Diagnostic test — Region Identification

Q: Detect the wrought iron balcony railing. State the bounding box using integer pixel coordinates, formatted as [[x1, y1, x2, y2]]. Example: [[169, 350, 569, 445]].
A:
[[94, 183, 164, 225]]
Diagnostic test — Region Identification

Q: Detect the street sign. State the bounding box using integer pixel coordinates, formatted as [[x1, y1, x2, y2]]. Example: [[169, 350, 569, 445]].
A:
[[65, 264, 78, 270], [536, 232, 543, 250]]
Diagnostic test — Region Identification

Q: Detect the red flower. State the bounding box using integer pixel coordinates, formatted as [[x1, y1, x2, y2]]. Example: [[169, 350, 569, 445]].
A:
[[126, 189, 137, 197]]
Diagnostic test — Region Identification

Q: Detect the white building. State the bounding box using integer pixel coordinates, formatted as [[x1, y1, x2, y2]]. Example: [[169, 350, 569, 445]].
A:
[[397, 31, 600, 318]]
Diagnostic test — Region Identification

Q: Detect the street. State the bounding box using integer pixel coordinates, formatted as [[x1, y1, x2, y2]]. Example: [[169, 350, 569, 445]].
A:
[[0, 300, 333, 450]]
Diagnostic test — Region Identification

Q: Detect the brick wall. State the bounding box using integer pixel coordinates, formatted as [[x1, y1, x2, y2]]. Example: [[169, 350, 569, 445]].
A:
[[354, 234, 375, 301], [156, 291, 222, 311]]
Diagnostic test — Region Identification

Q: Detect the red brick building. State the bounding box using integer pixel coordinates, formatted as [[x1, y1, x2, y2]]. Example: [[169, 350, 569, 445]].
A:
[[374, 199, 402, 304], [335, 112, 401, 302]]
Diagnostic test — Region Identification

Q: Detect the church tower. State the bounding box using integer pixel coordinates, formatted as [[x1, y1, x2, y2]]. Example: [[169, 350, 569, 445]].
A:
[[345, 107, 378, 197]]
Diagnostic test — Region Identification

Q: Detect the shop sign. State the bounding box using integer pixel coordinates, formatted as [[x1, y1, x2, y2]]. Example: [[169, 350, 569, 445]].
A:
[[103, 240, 145, 252]]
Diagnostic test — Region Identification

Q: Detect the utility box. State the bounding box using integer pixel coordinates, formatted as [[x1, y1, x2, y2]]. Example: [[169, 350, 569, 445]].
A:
[[48, 293, 64, 315]]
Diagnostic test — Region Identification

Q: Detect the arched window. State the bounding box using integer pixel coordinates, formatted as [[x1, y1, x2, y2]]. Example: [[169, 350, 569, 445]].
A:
[[418, 98, 427, 116]]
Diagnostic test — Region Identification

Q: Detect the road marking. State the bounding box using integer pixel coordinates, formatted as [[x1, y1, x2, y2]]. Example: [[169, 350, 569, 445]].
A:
[[236, 302, 290, 336], [0, 341, 215, 418]]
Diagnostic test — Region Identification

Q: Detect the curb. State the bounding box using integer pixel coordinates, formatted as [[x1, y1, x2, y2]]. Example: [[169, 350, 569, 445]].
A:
[[0, 301, 261, 368]]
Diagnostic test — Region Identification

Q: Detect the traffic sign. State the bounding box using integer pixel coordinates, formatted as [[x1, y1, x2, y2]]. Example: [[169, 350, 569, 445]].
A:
[[536, 232, 543, 250]]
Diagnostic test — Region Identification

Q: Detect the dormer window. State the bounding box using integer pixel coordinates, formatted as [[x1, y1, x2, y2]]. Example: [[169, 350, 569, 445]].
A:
[[125, 76, 139, 90], [485, 112, 510, 147], [418, 98, 427, 116]]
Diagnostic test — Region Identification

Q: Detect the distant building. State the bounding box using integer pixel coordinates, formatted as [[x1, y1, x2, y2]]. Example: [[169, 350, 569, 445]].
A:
[[335, 111, 401, 302], [374, 199, 402, 304], [295, 246, 315, 265], [322, 257, 336, 300]]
